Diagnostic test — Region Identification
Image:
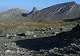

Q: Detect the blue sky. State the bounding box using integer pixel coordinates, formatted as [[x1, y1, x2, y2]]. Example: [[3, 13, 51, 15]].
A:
[[0, 0, 80, 11]]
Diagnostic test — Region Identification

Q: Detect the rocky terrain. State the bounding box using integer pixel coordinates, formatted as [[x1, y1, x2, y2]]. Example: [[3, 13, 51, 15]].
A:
[[16, 24, 80, 54], [0, 1, 79, 56]]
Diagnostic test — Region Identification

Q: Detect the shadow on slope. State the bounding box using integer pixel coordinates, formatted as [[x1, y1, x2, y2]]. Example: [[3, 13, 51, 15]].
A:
[[15, 24, 80, 50]]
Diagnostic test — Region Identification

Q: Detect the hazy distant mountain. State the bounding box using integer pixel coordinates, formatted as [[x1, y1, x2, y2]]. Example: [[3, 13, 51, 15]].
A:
[[0, 8, 30, 21]]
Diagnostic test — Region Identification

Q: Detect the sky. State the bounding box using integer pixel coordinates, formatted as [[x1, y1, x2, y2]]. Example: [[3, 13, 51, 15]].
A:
[[0, 0, 80, 11]]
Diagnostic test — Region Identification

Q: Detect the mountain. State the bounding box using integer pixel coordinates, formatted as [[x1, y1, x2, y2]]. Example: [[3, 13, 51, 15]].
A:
[[0, 2, 80, 22], [26, 1, 80, 21], [0, 8, 31, 22]]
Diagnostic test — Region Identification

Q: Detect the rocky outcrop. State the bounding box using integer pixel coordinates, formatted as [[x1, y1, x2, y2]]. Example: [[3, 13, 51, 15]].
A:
[[16, 24, 80, 50]]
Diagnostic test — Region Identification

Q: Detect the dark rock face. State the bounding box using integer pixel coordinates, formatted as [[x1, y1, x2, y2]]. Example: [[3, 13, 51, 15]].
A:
[[16, 24, 80, 50], [21, 13, 28, 17], [21, 7, 37, 17], [71, 24, 80, 32], [17, 33, 26, 37]]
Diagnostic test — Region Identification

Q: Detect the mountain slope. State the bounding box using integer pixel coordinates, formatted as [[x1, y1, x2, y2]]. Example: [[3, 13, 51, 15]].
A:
[[27, 2, 80, 21]]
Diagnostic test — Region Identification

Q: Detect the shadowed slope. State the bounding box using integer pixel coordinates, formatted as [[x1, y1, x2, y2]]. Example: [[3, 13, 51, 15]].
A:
[[16, 24, 80, 50]]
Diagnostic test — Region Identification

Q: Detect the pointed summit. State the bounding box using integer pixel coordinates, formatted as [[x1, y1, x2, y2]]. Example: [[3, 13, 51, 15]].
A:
[[32, 7, 37, 12]]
